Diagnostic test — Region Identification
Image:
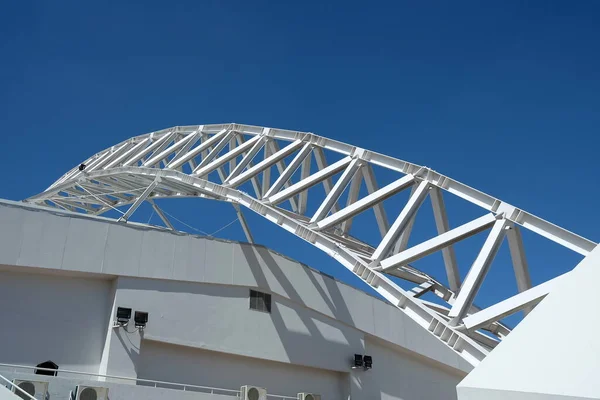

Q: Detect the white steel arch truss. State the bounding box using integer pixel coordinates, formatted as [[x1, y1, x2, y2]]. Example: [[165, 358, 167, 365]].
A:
[[26, 123, 596, 367]]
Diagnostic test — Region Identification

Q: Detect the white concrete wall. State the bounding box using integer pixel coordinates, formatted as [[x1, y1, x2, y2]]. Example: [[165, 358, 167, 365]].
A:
[[0, 201, 471, 374], [457, 245, 600, 400], [0, 201, 470, 400], [352, 337, 464, 400], [0, 268, 466, 400], [102, 276, 464, 399], [0, 270, 112, 373], [103, 276, 364, 379], [137, 340, 347, 399]]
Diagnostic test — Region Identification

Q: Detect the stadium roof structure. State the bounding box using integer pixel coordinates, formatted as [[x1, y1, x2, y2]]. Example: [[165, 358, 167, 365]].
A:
[[24, 123, 597, 367]]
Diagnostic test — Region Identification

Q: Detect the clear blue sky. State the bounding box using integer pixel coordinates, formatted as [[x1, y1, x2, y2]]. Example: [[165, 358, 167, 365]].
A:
[[1, 1, 598, 325]]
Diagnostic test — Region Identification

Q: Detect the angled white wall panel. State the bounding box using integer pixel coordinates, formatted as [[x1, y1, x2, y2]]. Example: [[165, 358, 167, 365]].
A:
[[458, 245, 600, 400]]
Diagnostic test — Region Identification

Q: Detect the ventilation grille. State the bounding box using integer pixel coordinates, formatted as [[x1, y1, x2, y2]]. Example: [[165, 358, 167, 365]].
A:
[[75, 385, 109, 400], [12, 380, 48, 400]]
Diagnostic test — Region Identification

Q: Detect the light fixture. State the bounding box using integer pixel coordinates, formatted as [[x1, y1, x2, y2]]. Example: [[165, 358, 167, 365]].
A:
[[115, 307, 131, 327], [363, 355, 373, 370], [134, 311, 149, 329], [78, 163, 86, 171], [352, 354, 363, 369]]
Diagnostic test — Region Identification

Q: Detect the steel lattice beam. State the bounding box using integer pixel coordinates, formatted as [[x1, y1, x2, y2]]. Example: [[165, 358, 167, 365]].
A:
[[24, 123, 597, 368]]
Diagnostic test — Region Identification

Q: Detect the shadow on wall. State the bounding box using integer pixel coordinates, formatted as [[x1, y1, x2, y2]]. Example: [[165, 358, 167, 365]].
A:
[[112, 242, 367, 396], [114, 328, 142, 377], [118, 267, 359, 378], [241, 245, 365, 365], [355, 337, 464, 400]]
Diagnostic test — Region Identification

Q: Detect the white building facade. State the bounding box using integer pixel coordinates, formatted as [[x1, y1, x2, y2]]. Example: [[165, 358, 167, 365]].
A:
[[0, 199, 469, 400]]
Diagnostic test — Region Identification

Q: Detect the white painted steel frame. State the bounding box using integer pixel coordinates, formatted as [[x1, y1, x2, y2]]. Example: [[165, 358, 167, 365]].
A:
[[462, 274, 564, 331], [26, 123, 597, 367]]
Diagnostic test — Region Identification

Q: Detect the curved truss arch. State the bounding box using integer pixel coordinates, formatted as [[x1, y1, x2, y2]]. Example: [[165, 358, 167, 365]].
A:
[[26, 123, 596, 367]]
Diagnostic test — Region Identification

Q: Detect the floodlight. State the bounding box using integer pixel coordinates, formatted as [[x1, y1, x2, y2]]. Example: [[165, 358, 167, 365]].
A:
[[134, 311, 148, 329], [116, 307, 131, 325], [363, 355, 373, 370]]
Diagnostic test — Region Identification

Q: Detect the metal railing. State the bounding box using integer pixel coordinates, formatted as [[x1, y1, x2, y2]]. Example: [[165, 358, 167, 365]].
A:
[[0, 363, 238, 397], [0, 373, 37, 400], [0, 363, 297, 399]]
